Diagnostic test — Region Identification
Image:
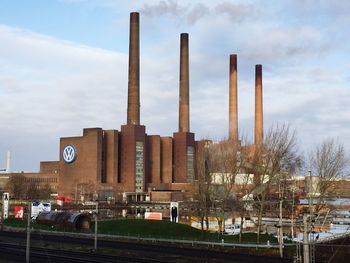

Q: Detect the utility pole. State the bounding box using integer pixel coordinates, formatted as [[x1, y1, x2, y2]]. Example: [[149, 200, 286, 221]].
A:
[[290, 184, 297, 238], [303, 214, 310, 263], [308, 170, 314, 218], [0, 198, 3, 231], [94, 202, 98, 251], [291, 192, 294, 237], [279, 199, 283, 258], [26, 202, 31, 263]]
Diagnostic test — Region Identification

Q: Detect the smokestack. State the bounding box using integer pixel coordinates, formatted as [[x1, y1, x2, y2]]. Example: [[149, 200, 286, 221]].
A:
[[6, 151, 11, 173], [229, 54, 238, 142], [254, 64, 263, 145], [127, 12, 140, 125], [179, 33, 189, 133]]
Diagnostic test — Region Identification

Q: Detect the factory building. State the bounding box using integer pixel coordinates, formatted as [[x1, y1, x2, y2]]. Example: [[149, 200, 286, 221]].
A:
[[2, 12, 265, 202], [56, 13, 200, 202]]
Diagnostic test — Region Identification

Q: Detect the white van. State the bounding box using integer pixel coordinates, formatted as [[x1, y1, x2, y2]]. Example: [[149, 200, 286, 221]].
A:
[[224, 224, 240, 235]]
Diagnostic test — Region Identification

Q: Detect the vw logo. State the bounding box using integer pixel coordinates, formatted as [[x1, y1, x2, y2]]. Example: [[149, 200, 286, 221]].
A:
[[62, 145, 77, 164]]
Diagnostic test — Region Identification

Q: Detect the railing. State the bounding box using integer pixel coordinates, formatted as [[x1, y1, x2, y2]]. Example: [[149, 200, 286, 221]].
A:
[[20, 226, 296, 249]]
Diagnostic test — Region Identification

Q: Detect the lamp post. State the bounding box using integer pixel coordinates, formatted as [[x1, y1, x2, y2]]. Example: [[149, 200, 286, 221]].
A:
[[279, 199, 283, 258], [289, 183, 298, 238], [0, 200, 3, 231], [308, 170, 313, 217], [303, 214, 310, 263], [94, 201, 98, 251], [277, 179, 284, 258], [26, 202, 31, 263]]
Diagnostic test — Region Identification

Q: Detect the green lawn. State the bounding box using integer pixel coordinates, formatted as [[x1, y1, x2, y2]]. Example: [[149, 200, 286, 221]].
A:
[[4, 217, 280, 244], [98, 219, 203, 239], [97, 219, 279, 243], [4, 218, 66, 231]]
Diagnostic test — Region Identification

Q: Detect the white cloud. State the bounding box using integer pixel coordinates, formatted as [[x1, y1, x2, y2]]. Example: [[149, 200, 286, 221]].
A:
[[1, 1, 350, 171], [0, 25, 128, 170]]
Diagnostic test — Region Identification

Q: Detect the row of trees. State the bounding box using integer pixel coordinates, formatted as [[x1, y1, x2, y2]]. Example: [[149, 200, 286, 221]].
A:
[[192, 124, 349, 242], [5, 174, 52, 200]]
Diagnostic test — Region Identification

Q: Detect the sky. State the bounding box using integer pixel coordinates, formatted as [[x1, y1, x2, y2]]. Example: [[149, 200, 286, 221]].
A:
[[0, 0, 349, 172]]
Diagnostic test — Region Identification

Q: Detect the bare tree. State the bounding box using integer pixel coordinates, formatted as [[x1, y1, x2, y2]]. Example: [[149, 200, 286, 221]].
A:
[[26, 181, 38, 200], [78, 181, 97, 202], [249, 124, 300, 243], [6, 174, 27, 199], [193, 140, 243, 239], [207, 139, 246, 238], [6, 175, 53, 200], [234, 172, 254, 242], [308, 139, 349, 214], [193, 138, 248, 239], [193, 140, 213, 239], [26, 182, 52, 200], [193, 125, 300, 242], [39, 183, 52, 200]]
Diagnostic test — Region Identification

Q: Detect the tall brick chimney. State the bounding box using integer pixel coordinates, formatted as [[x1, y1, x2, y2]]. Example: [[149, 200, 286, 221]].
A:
[[127, 12, 140, 125], [254, 64, 263, 145], [179, 33, 189, 132], [229, 54, 238, 142]]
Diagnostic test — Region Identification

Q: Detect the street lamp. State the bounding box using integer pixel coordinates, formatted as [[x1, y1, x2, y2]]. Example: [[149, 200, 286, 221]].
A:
[[289, 183, 298, 238], [308, 170, 314, 218], [26, 202, 31, 263], [94, 202, 98, 251], [89, 193, 99, 252]]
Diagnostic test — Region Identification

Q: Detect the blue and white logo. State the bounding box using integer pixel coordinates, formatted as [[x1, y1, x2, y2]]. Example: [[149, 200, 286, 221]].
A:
[[63, 145, 77, 163]]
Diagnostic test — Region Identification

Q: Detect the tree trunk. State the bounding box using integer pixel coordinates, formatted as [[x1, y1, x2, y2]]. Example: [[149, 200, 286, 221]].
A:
[[217, 217, 223, 240], [200, 214, 204, 239], [205, 215, 209, 240], [257, 202, 264, 244], [239, 215, 244, 243]]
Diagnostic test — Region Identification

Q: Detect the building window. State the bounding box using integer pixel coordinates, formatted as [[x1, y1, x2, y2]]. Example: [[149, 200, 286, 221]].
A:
[[187, 146, 194, 182], [135, 141, 144, 193]]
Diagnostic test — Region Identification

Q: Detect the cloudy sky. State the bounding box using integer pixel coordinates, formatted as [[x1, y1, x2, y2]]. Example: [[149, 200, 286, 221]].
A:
[[0, 0, 349, 171]]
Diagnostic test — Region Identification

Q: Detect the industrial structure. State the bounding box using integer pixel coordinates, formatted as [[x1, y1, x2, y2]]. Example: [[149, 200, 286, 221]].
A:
[[1, 12, 267, 202]]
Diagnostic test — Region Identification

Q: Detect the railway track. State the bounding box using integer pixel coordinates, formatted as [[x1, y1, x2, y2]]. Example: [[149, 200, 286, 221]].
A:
[[0, 242, 167, 263], [0, 230, 291, 262]]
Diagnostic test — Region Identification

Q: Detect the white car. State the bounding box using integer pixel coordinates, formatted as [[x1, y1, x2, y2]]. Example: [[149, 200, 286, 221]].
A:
[[224, 224, 241, 235]]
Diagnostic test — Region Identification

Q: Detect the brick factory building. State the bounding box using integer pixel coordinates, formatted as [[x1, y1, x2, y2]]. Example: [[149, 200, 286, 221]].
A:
[[56, 13, 199, 202], [1, 12, 266, 202]]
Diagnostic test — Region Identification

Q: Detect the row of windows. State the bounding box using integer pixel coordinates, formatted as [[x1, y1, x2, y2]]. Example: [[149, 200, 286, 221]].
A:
[[187, 146, 194, 182], [26, 177, 57, 183], [27, 185, 57, 190], [135, 142, 144, 193]]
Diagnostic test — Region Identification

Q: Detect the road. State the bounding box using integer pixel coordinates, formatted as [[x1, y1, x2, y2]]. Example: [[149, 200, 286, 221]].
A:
[[0, 230, 291, 262]]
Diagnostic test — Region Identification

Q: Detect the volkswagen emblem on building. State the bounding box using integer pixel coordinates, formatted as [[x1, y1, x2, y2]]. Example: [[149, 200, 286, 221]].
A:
[[62, 145, 77, 164]]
